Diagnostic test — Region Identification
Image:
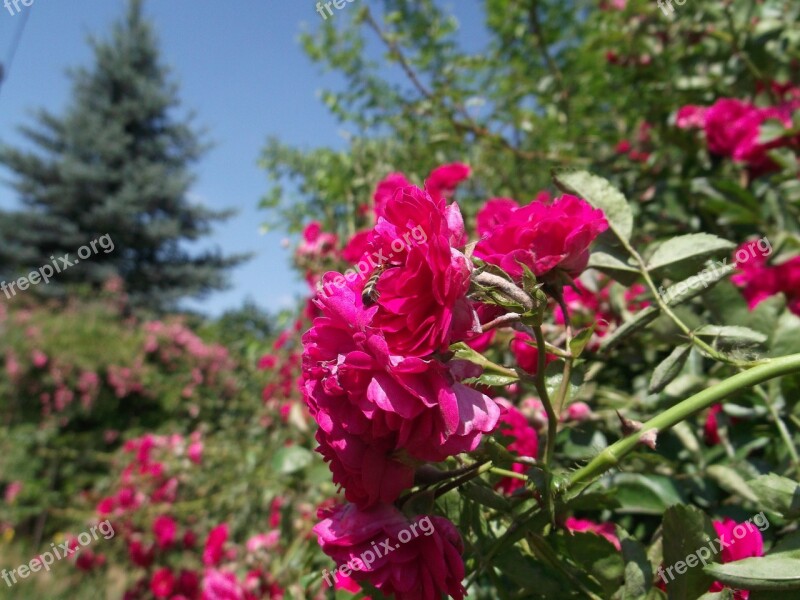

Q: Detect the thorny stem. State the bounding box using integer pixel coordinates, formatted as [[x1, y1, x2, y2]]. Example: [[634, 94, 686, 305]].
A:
[[567, 353, 800, 493], [619, 235, 750, 367], [474, 271, 534, 312]]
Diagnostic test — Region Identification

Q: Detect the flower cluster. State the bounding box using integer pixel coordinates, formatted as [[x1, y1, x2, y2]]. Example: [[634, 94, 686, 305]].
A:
[[677, 87, 800, 177], [91, 433, 285, 599], [301, 165, 609, 598], [731, 240, 800, 316]]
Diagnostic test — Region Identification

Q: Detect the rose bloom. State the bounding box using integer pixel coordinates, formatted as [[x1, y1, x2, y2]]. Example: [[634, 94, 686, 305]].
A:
[[303, 273, 499, 506], [511, 331, 556, 374], [202, 568, 248, 600], [365, 184, 476, 357], [153, 515, 177, 549], [708, 518, 764, 599], [494, 401, 539, 494], [683, 95, 800, 177], [474, 194, 608, 282], [565, 517, 621, 550], [373, 163, 470, 219], [731, 243, 800, 316], [203, 523, 229, 567], [314, 503, 465, 600], [150, 568, 175, 599]]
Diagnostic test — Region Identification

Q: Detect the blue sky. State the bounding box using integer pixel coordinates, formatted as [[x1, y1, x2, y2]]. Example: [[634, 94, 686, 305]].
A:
[[0, 0, 483, 316]]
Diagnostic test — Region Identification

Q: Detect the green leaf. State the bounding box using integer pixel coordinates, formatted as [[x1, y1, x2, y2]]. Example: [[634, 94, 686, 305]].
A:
[[272, 445, 313, 475], [748, 474, 800, 519], [703, 556, 800, 591], [562, 531, 626, 596], [569, 325, 597, 358], [553, 170, 634, 241], [771, 311, 800, 357], [602, 473, 686, 515], [649, 345, 691, 394], [696, 591, 735, 600], [706, 465, 760, 504], [618, 527, 654, 600], [494, 546, 567, 597], [462, 481, 512, 512], [662, 505, 720, 600], [544, 360, 584, 402], [759, 120, 789, 145], [599, 264, 736, 354], [695, 325, 767, 346], [588, 248, 641, 286], [646, 234, 735, 278]]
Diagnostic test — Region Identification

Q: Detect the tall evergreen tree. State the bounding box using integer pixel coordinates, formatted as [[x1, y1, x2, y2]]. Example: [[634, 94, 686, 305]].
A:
[[0, 0, 246, 311]]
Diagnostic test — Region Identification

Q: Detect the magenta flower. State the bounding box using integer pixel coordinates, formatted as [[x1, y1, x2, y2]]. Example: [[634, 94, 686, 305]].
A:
[[303, 273, 499, 506], [494, 402, 539, 494], [203, 523, 229, 567], [152, 515, 177, 550], [314, 503, 466, 600], [709, 518, 764, 599], [732, 242, 800, 316], [476, 198, 519, 237], [366, 185, 476, 356], [565, 517, 621, 550], [511, 332, 556, 375], [150, 567, 175, 599], [474, 194, 608, 281]]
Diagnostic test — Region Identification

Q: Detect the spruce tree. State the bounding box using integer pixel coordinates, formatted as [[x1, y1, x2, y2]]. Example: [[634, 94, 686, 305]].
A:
[[0, 0, 246, 311]]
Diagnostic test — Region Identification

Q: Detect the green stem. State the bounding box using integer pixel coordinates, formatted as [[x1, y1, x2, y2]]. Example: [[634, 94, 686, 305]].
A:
[[433, 461, 493, 499], [567, 353, 800, 493], [532, 325, 558, 528], [617, 234, 748, 367], [533, 325, 558, 469], [490, 467, 527, 481], [757, 383, 800, 479]]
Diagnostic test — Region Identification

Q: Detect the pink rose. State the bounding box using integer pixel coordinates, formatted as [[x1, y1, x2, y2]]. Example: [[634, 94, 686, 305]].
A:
[[511, 332, 556, 374], [732, 243, 800, 316], [565, 517, 621, 550], [675, 105, 708, 130], [476, 198, 519, 237], [475, 194, 608, 281], [424, 162, 471, 203], [246, 530, 280, 553], [373, 164, 470, 220], [373, 172, 412, 219], [176, 570, 200, 598], [704, 99, 758, 156], [303, 273, 499, 506], [203, 524, 229, 567], [152, 515, 177, 549], [314, 503, 465, 600], [704, 404, 724, 446], [494, 402, 539, 494], [341, 230, 372, 263], [150, 568, 175, 599], [202, 568, 246, 600], [708, 518, 764, 599]]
